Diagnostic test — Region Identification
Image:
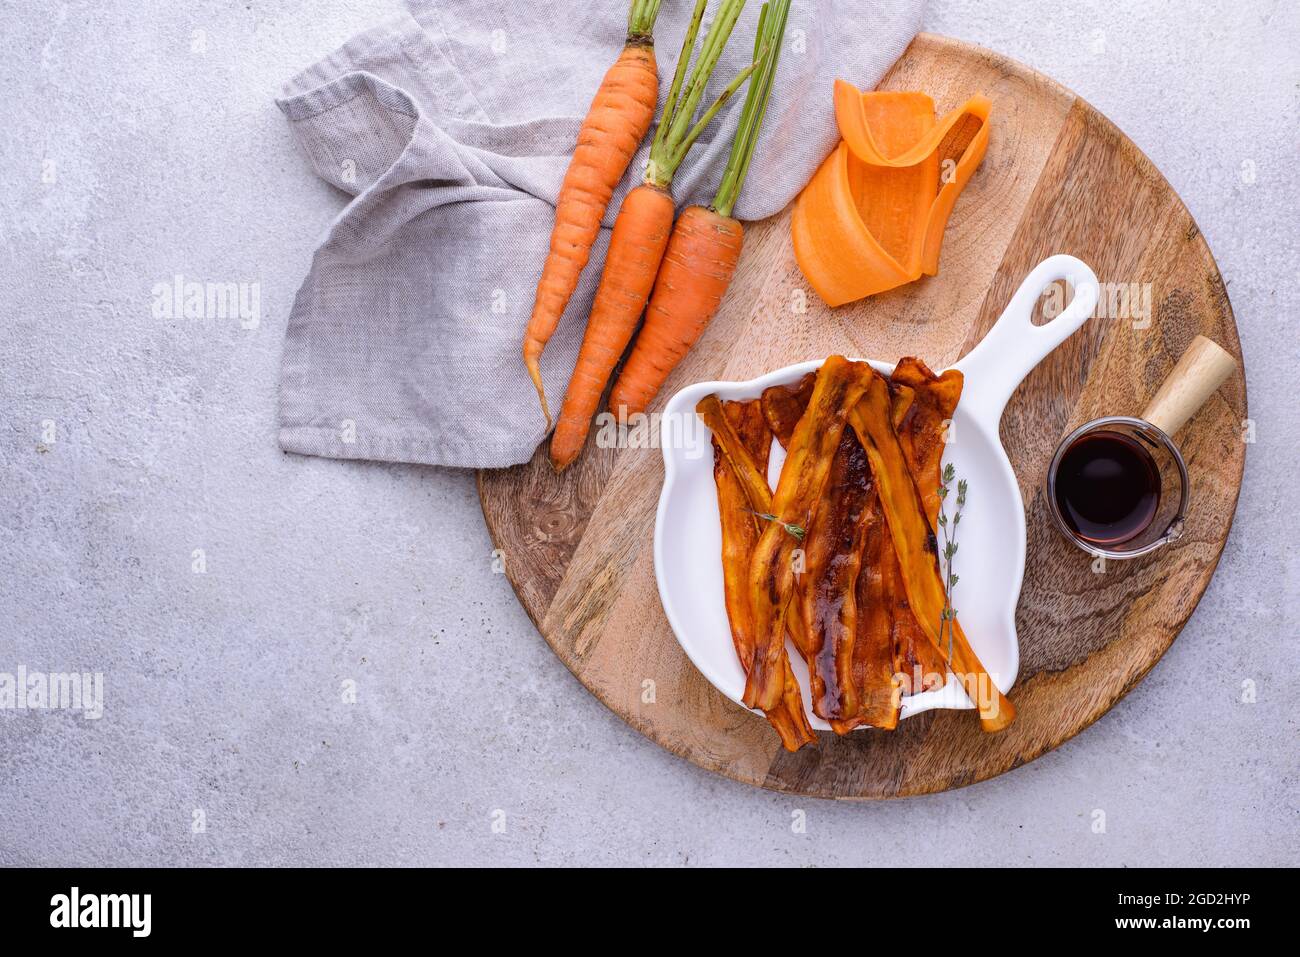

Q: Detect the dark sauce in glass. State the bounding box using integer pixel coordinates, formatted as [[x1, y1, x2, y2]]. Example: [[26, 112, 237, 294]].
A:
[[1054, 430, 1160, 545]]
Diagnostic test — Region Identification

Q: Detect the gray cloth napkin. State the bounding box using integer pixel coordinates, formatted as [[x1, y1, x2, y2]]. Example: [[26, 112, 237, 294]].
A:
[[277, 0, 925, 468]]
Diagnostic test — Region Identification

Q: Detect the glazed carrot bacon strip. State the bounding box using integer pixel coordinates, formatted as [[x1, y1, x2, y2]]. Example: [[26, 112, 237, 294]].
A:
[[699, 395, 814, 749], [697, 394, 813, 659], [888, 358, 962, 692], [761, 375, 868, 722], [756, 376, 819, 665], [712, 400, 814, 751], [765, 374, 914, 731], [701, 357, 1014, 746], [698, 394, 773, 521], [762, 376, 862, 725], [849, 374, 1015, 731], [892, 358, 964, 527], [745, 356, 876, 713], [842, 384, 915, 731]]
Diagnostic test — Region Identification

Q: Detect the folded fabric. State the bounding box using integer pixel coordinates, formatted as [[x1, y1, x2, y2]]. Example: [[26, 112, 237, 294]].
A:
[[276, 0, 926, 468]]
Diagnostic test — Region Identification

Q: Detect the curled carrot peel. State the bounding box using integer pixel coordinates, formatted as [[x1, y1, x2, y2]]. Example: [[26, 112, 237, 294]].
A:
[[791, 81, 992, 307]]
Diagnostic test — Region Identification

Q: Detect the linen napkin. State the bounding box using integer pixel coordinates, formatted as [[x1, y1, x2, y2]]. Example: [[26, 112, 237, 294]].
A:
[[277, 0, 926, 468]]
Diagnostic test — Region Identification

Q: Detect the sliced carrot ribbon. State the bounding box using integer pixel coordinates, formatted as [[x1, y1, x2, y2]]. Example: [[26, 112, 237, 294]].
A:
[[792, 81, 992, 307]]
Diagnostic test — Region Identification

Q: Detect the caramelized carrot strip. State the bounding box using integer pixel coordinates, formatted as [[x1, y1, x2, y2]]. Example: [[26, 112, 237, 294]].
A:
[[745, 357, 876, 713], [759, 372, 816, 441], [698, 394, 772, 520], [849, 497, 902, 730], [842, 386, 914, 730], [764, 374, 913, 731], [889, 358, 963, 692], [849, 375, 1016, 731], [892, 358, 965, 524], [794, 416, 872, 721], [761, 375, 866, 718], [713, 399, 772, 675], [698, 394, 813, 659], [700, 396, 815, 750]]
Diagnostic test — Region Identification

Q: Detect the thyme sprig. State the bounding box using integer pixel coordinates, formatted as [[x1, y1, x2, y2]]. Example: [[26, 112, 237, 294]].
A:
[[748, 510, 805, 541], [936, 463, 967, 665]]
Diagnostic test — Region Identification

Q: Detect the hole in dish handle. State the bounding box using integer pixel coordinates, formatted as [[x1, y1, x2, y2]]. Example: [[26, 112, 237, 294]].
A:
[[953, 255, 1100, 434]]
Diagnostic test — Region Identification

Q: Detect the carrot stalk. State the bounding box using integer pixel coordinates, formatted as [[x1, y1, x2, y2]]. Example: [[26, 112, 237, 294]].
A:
[[651, 0, 707, 159], [549, 0, 755, 471], [712, 0, 786, 218], [521, 0, 663, 428], [608, 0, 790, 419]]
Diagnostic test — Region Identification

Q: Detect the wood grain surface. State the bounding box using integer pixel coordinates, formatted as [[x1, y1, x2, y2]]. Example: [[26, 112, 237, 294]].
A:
[[477, 34, 1248, 798]]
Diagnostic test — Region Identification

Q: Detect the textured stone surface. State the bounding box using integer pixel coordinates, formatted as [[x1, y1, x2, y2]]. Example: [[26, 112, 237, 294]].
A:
[[0, 0, 1295, 866]]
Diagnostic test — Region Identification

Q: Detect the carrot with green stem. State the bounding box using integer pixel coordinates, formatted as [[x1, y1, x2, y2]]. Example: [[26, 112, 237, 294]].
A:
[[550, 0, 758, 471], [521, 0, 664, 429], [609, 0, 791, 419]]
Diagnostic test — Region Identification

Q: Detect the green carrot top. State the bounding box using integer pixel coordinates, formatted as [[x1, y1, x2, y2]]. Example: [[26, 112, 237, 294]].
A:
[[646, 0, 759, 190], [627, 0, 663, 40], [712, 0, 791, 217]]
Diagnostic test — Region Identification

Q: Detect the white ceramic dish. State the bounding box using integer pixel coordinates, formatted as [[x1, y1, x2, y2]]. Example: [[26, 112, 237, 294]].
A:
[[654, 255, 1100, 729]]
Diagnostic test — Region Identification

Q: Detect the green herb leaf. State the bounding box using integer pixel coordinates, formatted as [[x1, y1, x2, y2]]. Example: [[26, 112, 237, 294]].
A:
[[747, 510, 805, 541], [936, 463, 969, 668]]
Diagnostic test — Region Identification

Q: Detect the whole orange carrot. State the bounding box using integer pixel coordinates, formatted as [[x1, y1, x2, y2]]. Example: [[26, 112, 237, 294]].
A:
[[607, 205, 744, 418], [522, 0, 663, 428], [551, 182, 676, 463], [609, 0, 790, 419], [550, 0, 758, 471]]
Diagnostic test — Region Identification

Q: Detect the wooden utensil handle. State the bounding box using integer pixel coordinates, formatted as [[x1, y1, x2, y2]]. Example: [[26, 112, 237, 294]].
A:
[[1141, 335, 1237, 436]]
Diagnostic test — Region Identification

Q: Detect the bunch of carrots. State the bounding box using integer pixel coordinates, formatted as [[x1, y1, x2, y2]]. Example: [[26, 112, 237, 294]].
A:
[[521, 0, 792, 472]]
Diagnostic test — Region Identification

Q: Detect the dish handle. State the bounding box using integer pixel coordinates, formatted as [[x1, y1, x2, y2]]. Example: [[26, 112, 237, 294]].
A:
[[953, 255, 1100, 434]]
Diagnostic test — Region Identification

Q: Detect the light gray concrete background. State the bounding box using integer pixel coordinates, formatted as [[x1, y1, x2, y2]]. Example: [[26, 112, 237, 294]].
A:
[[1, 0, 1296, 867]]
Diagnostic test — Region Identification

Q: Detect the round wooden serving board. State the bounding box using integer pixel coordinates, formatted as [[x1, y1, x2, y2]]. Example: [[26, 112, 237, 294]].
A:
[[478, 34, 1247, 798]]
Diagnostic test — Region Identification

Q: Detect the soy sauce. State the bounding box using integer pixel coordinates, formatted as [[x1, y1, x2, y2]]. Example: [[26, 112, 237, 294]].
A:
[[1053, 430, 1160, 545]]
